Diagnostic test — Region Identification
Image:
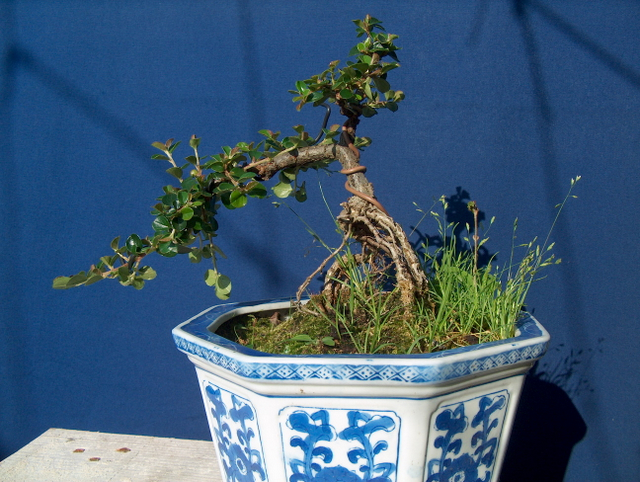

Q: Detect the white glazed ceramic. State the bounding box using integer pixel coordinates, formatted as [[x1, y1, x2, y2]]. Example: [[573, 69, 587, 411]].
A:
[[173, 298, 549, 482]]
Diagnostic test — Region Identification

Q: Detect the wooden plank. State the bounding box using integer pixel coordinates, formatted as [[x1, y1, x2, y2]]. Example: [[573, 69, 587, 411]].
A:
[[0, 428, 223, 482]]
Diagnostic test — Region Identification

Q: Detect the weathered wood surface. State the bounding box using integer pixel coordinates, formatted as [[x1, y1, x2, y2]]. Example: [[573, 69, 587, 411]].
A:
[[0, 428, 222, 482]]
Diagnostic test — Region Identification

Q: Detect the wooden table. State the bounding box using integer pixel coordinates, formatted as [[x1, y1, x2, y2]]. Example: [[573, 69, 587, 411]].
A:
[[0, 428, 223, 481]]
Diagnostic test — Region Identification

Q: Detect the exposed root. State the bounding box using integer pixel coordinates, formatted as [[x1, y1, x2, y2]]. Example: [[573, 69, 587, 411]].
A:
[[319, 196, 428, 312], [296, 228, 351, 303]]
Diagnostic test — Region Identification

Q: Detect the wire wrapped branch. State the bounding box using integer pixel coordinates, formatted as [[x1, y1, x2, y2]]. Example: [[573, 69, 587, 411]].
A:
[[245, 136, 428, 310]]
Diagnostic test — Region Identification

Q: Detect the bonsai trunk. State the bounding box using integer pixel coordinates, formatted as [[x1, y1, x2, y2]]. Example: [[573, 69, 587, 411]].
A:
[[247, 122, 427, 309]]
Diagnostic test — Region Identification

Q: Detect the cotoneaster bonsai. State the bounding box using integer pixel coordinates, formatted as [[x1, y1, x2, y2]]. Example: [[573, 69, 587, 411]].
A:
[[54, 16, 578, 482]]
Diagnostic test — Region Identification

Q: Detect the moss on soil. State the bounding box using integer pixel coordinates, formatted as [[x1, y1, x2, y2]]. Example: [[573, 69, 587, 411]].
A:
[[216, 294, 493, 356]]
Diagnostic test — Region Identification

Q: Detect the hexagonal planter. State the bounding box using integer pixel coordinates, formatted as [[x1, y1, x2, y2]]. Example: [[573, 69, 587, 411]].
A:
[[173, 298, 549, 482]]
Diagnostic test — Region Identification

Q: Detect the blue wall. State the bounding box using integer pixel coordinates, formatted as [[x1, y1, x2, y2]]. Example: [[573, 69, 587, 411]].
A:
[[1, 1, 639, 480]]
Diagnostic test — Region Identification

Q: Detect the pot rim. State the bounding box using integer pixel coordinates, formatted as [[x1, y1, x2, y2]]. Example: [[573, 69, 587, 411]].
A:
[[173, 298, 550, 385]]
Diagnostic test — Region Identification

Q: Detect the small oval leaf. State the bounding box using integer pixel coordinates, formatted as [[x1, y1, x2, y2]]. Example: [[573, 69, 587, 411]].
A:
[[181, 206, 195, 220]]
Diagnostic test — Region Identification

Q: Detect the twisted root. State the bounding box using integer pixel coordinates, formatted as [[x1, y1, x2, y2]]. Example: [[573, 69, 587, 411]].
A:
[[320, 197, 428, 312]]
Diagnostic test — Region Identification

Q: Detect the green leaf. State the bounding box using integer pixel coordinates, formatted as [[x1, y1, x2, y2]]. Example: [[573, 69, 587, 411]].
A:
[[161, 193, 178, 207], [295, 80, 310, 94], [158, 241, 178, 257], [204, 268, 218, 287], [220, 192, 234, 209], [180, 206, 195, 221], [166, 167, 183, 179], [177, 191, 189, 207], [290, 334, 314, 343], [322, 336, 336, 347], [152, 215, 171, 234], [99, 256, 113, 268], [171, 216, 187, 231], [364, 82, 374, 100], [180, 206, 194, 221], [207, 160, 225, 172], [188, 249, 202, 263], [215, 182, 235, 193], [125, 234, 143, 254], [229, 190, 248, 208], [215, 289, 231, 301], [294, 182, 307, 202], [151, 154, 170, 160], [361, 106, 377, 117], [84, 273, 104, 286], [131, 278, 145, 290], [140, 266, 157, 280], [281, 169, 297, 182], [210, 243, 227, 259], [354, 136, 372, 149], [215, 274, 232, 294], [117, 266, 131, 282], [282, 138, 297, 150], [372, 77, 390, 93], [208, 216, 219, 233], [247, 182, 267, 198], [67, 272, 87, 287], [385, 101, 398, 112], [181, 177, 199, 191], [311, 91, 327, 104], [110, 236, 121, 250], [236, 171, 257, 181], [52, 276, 71, 289], [273, 182, 293, 199], [340, 89, 354, 99], [214, 289, 231, 300], [151, 141, 167, 151]]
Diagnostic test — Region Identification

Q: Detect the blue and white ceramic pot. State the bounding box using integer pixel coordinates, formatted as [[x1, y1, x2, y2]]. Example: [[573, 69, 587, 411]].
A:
[[173, 298, 549, 482]]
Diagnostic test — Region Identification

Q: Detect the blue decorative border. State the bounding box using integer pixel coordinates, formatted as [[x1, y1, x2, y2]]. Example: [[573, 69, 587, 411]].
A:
[[173, 299, 549, 384]]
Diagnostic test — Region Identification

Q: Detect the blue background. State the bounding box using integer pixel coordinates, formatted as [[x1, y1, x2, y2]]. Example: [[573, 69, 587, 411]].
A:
[[1, 1, 639, 480]]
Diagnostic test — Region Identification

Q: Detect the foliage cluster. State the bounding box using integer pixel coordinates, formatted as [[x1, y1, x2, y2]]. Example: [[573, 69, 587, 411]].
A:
[[53, 15, 404, 300]]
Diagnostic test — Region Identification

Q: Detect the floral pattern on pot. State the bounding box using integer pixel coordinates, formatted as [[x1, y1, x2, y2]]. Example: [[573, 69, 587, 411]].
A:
[[425, 390, 509, 482], [280, 406, 400, 482], [204, 382, 267, 481]]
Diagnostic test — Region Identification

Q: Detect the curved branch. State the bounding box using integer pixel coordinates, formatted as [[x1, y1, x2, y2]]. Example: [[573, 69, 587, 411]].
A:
[[246, 144, 341, 180]]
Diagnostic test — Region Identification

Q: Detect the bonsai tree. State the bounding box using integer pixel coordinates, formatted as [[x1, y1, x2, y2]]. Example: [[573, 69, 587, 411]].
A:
[[54, 16, 577, 355], [54, 16, 424, 303]]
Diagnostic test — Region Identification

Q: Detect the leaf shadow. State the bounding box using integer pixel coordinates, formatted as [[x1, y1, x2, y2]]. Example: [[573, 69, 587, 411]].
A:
[[410, 186, 495, 270]]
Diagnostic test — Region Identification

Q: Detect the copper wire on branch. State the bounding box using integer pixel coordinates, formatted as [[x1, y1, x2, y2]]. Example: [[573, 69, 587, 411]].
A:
[[245, 103, 428, 311], [339, 165, 389, 216]]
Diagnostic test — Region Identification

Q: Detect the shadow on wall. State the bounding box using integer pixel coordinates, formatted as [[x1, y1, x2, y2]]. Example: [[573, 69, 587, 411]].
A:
[[3, 45, 156, 169], [410, 186, 494, 270], [500, 359, 589, 481], [502, 341, 600, 480]]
